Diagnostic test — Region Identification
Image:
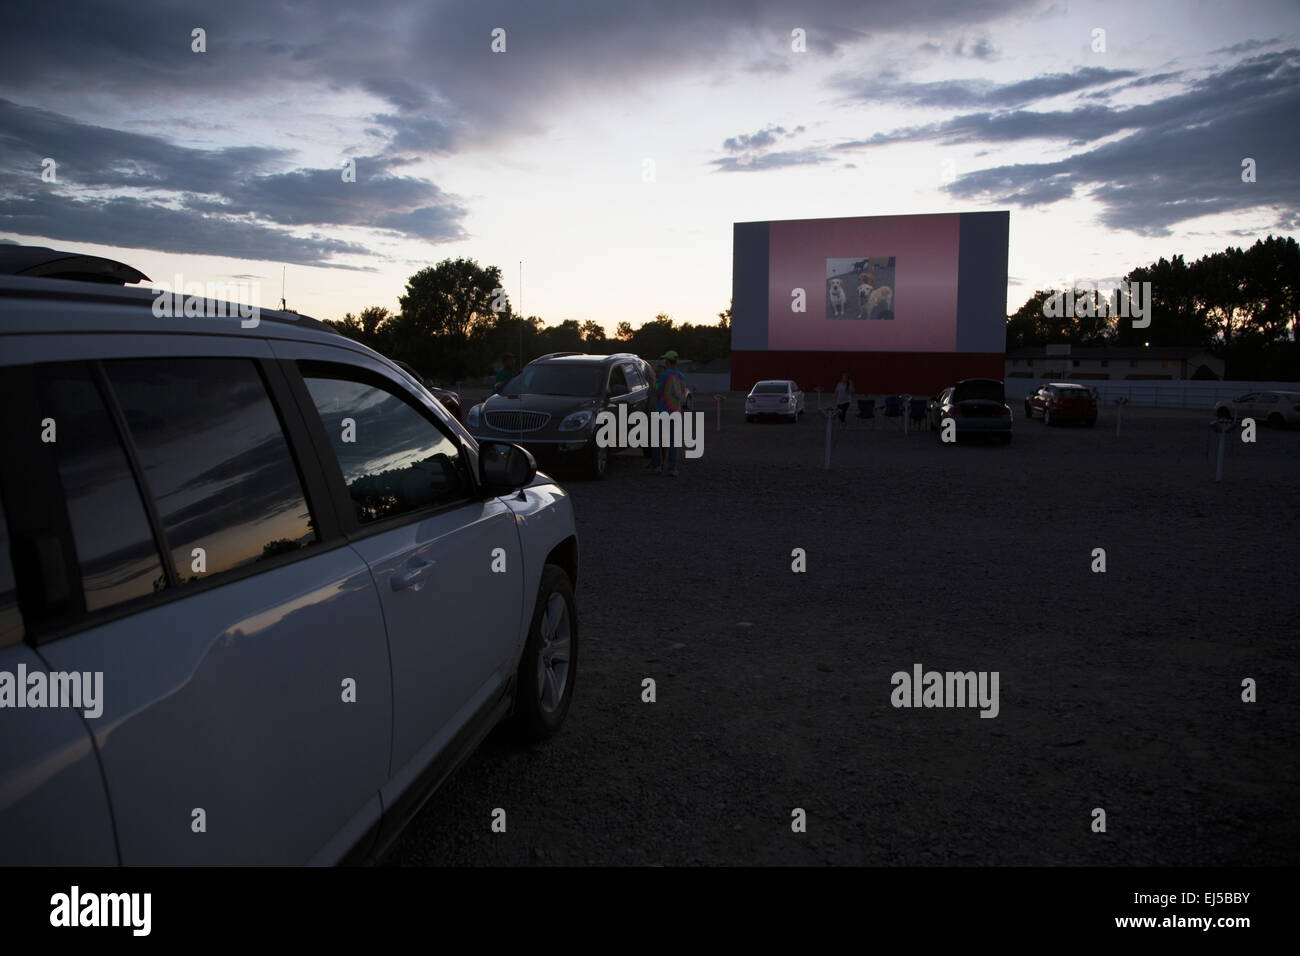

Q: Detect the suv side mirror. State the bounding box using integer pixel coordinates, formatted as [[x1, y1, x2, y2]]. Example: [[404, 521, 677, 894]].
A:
[[479, 442, 537, 491], [609, 382, 628, 397]]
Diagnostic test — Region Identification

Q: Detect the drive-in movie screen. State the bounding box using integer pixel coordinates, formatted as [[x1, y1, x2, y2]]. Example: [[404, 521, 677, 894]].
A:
[[0, 0, 1294, 943]]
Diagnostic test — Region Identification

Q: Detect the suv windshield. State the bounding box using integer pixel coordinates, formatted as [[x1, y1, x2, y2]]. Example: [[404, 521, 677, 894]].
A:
[[504, 364, 605, 397], [952, 381, 1005, 402]]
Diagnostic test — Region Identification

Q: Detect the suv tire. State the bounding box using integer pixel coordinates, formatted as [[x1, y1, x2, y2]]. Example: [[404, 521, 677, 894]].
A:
[[510, 564, 578, 742]]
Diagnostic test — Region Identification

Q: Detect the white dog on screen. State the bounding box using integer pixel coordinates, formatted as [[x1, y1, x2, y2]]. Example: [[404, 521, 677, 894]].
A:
[[828, 278, 847, 316]]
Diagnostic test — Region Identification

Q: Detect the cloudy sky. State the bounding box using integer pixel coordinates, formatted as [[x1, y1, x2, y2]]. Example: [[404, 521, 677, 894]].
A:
[[1, 0, 1296, 331]]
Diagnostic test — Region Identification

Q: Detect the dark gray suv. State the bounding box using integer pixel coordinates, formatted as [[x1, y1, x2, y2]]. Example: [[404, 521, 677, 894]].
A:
[[466, 353, 652, 479]]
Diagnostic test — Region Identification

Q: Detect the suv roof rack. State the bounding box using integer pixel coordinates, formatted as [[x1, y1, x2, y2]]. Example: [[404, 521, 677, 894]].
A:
[[0, 245, 149, 285]]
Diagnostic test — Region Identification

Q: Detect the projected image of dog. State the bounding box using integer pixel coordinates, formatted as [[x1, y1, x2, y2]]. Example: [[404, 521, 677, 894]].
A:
[[867, 285, 893, 319], [828, 278, 847, 316], [856, 272, 874, 317]]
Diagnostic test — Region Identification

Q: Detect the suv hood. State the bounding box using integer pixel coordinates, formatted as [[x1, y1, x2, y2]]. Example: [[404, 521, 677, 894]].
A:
[[482, 392, 600, 416]]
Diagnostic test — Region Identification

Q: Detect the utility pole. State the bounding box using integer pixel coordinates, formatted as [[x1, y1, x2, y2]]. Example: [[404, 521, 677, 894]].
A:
[[518, 260, 524, 365]]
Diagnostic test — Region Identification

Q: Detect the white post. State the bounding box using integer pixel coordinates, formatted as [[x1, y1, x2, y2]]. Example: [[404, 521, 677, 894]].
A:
[[824, 411, 833, 470]]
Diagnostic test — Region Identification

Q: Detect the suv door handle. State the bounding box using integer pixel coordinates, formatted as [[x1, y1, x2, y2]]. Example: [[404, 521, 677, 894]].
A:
[[391, 557, 436, 592]]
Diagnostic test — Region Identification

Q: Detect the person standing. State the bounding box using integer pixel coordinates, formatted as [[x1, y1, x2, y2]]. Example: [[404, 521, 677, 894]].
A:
[[834, 371, 854, 423], [649, 350, 687, 477], [494, 353, 516, 394]]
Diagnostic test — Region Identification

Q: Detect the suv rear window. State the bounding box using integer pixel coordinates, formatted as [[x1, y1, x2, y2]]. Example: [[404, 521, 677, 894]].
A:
[[107, 358, 316, 581], [38, 364, 167, 610], [0, 496, 23, 647]]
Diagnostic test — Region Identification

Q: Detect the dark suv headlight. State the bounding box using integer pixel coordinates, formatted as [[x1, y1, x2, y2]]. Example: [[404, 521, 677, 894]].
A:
[[558, 410, 593, 432]]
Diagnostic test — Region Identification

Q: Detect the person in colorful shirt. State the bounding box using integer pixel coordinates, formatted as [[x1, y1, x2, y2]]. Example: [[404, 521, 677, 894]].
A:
[[649, 349, 687, 477]]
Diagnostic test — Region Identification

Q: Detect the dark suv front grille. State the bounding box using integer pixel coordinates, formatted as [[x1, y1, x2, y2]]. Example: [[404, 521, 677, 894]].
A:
[[485, 409, 551, 432]]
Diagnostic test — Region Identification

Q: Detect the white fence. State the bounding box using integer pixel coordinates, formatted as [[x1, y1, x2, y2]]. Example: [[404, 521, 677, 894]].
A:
[[1002, 378, 1299, 408]]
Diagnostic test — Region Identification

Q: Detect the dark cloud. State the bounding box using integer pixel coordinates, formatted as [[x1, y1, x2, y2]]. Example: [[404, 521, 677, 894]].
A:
[[0, 196, 373, 266], [723, 126, 789, 152], [0, 0, 1042, 154], [0, 100, 468, 254], [938, 51, 1300, 234], [953, 35, 999, 60], [835, 66, 1137, 110], [1210, 38, 1280, 55], [711, 150, 826, 172]]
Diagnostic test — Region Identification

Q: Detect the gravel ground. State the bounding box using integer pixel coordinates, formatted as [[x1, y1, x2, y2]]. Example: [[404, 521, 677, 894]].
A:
[[384, 396, 1300, 866]]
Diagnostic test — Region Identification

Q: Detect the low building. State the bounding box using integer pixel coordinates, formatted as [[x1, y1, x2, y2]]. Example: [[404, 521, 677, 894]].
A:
[[1006, 346, 1224, 381]]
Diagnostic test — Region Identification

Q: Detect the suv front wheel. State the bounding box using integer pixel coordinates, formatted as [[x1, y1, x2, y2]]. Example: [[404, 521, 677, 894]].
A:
[[585, 439, 608, 479], [510, 564, 578, 742]]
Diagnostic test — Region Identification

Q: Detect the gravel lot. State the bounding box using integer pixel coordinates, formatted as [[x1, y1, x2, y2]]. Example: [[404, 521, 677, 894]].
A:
[[384, 395, 1300, 866]]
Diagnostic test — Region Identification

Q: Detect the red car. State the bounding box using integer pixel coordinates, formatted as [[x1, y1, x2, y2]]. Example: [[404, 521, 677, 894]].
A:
[[1024, 383, 1097, 426]]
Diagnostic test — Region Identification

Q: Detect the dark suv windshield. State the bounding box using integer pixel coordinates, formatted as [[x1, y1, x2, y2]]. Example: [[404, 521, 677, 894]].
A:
[[952, 381, 1005, 402], [504, 364, 605, 397]]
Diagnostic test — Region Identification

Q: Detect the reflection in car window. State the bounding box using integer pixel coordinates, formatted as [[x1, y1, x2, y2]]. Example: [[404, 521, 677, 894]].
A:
[[107, 358, 316, 582], [35, 363, 167, 611], [303, 374, 470, 524], [0, 495, 24, 645]]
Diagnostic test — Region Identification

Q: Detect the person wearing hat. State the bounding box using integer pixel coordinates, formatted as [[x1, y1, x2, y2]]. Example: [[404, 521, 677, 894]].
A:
[[493, 352, 516, 394], [649, 349, 687, 476]]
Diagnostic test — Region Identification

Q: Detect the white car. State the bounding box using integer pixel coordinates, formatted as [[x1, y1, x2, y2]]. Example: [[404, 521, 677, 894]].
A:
[[745, 380, 805, 423], [1214, 390, 1300, 429]]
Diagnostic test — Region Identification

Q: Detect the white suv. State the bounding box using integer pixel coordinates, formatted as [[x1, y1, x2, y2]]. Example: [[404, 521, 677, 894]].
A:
[[0, 248, 580, 865]]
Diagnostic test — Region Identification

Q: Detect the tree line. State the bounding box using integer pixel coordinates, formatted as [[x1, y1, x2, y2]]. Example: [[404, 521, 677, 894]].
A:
[[322, 257, 731, 385], [324, 236, 1298, 386], [1006, 235, 1299, 380]]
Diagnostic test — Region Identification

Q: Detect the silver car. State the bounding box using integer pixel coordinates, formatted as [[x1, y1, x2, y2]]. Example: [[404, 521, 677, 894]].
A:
[[0, 247, 580, 865], [745, 380, 805, 423]]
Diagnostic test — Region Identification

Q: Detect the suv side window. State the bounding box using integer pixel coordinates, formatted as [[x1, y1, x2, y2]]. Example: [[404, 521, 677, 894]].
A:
[[623, 363, 644, 389], [301, 369, 472, 525], [608, 365, 628, 394], [106, 358, 316, 582]]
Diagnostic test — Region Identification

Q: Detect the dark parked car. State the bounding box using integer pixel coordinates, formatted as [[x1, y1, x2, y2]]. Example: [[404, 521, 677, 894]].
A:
[[391, 359, 462, 422], [466, 352, 652, 479], [928, 378, 1013, 443], [1024, 382, 1097, 426]]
